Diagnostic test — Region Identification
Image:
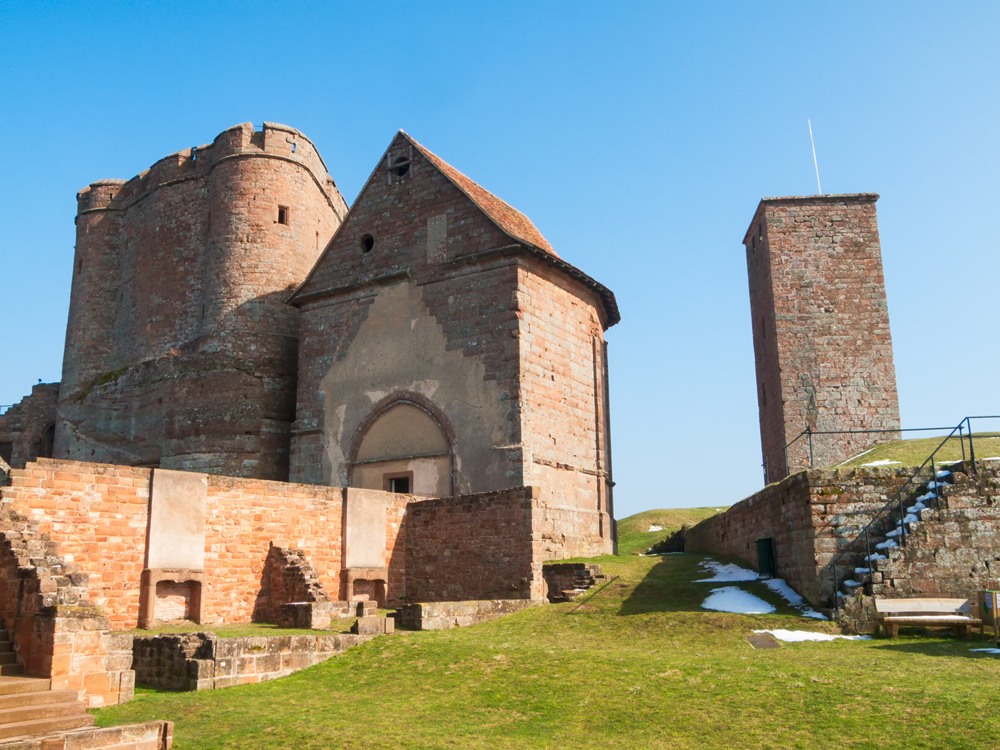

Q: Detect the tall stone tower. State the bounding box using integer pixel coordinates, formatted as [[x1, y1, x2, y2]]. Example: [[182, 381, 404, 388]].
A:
[[743, 194, 900, 484], [57, 122, 347, 479]]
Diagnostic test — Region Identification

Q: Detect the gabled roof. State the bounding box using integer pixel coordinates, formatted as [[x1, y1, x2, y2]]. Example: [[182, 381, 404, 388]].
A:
[[400, 131, 559, 258]]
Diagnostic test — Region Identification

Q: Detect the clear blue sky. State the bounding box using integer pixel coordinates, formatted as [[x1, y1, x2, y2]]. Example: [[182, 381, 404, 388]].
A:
[[2, 2, 998, 518]]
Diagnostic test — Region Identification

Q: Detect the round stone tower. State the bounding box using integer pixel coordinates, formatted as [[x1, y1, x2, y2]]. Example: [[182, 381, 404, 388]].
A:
[[56, 123, 347, 479]]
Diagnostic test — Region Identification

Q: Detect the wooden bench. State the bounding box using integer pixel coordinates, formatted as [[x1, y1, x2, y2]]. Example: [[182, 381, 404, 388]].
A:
[[875, 598, 982, 638]]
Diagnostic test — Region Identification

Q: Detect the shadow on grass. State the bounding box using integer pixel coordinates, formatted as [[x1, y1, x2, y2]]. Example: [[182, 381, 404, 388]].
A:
[[870, 638, 1000, 658], [615, 552, 813, 619]]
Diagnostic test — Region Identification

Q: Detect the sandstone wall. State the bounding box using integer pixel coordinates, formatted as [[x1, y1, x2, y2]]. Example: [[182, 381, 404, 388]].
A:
[[685, 465, 924, 605], [404, 487, 537, 602], [0, 384, 59, 471], [744, 195, 900, 483]]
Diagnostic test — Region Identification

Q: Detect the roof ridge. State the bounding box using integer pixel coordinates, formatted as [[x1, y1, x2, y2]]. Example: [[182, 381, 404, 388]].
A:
[[399, 132, 558, 258]]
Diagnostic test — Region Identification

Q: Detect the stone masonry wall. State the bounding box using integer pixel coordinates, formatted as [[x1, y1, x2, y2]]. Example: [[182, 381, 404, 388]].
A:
[[405, 487, 538, 602], [869, 461, 1000, 600], [0, 721, 173, 750], [744, 195, 900, 483], [2, 459, 150, 629], [685, 465, 925, 605], [132, 632, 375, 691], [0, 384, 59, 471], [517, 259, 614, 549], [57, 122, 346, 480], [254, 544, 330, 623]]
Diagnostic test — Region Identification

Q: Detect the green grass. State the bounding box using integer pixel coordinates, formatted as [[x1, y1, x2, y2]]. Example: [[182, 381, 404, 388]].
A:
[[838, 432, 1000, 469], [616, 507, 725, 555], [94, 547, 1000, 749]]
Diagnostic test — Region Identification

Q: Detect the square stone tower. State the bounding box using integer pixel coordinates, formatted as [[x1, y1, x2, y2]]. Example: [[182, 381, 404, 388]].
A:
[[744, 194, 900, 484]]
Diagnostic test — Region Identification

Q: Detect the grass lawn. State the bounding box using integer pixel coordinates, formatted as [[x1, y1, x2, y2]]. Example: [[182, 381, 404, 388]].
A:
[[838, 432, 1000, 469], [94, 539, 1000, 748], [615, 507, 725, 555]]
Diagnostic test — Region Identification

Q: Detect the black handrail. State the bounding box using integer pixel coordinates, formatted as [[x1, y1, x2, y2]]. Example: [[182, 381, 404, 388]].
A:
[[828, 416, 1000, 613], [762, 418, 1000, 484]]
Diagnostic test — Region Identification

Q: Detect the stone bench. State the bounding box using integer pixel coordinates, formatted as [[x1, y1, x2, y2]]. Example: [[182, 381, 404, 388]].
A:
[[875, 597, 982, 638]]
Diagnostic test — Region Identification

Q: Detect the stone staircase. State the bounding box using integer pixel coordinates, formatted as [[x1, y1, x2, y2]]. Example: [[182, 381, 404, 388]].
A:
[[543, 563, 608, 603], [833, 467, 955, 601], [0, 629, 94, 742]]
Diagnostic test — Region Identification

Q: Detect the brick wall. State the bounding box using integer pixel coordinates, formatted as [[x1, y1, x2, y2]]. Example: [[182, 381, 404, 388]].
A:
[[3, 459, 150, 629], [57, 122, 346, 480], [202, 475, 343, 624], [405, 488, 538, 602], [744, 195, 900, 482]]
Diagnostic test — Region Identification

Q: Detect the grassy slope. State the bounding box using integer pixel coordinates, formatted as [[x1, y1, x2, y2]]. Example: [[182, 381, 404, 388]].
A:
[[838, 432, 1000, 468], [616, 507, 725, 555], [95, 550, 1000, 749]]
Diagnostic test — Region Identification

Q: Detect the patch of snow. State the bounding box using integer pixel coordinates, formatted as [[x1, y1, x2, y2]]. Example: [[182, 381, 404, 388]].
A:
[[865, 553, 887, 561], [984, 457, 1000, 462], [702, 587, 775, 614], [971, 648, 1000, 655], [753, 629, 871, 642], [903, 513, 918, 524], [695, 560, 759, 583], [876, 539, 898, 549], [648, 525, 663, 532], [843, 579, 862, 587], [916, 491, 936, 502], [762, 578, 827, 620], [926, 481, 947, 489], [891, 615, 974, 621], [939, 459, 962, 466], [854, 567, 871, 575], [861, 459, 902, 467], [936, 470, 952, 479], [907, 503, 927, 513], [886, 528, 903, 537], [645, 551, 684, 556]]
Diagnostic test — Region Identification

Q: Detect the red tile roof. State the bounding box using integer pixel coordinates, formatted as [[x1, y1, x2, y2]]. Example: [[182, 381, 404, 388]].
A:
[[401, 132, 559, 258]]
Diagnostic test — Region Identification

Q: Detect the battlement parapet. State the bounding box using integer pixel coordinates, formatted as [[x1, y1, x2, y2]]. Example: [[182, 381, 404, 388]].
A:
[[75, 122, 341, 216]]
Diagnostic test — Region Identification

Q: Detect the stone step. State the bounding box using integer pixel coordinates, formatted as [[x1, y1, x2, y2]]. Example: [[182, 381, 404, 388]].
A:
[[0, 654, 17, 666], [0, 665, 24, 678], [0, 689, 80, 711], [0, 713, 95, 741], [0, 678, 50, 698], [0, 642, 12, 654], [0, 698, 88, 726]]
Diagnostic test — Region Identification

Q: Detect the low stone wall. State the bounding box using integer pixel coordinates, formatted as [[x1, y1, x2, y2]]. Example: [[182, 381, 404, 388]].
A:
[[0, 721, 172, 750], [404, 488, 537, 602], [398, 599, 541, 630], [684, 465, 930, 605], [133, 632, 377, 691]]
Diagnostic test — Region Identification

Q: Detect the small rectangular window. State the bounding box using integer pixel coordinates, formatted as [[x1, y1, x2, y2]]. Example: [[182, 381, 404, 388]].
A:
[[277, 206, 289, 225]]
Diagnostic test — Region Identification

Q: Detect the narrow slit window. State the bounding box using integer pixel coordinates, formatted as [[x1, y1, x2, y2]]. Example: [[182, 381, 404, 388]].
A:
[[277, 206, 289, 225]]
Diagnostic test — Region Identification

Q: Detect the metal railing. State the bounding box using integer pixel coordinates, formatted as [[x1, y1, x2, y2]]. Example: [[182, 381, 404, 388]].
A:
[[762, 418, 1000, 484], [827, 415, 1000, 613]]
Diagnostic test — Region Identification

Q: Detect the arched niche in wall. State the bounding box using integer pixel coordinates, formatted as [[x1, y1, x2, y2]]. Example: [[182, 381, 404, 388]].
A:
[[347, 392, 457, 497]]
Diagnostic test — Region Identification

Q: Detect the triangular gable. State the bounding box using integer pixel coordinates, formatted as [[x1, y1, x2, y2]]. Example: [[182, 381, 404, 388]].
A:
[[399, 132, 559, 258], [289, 131, 618, 329]]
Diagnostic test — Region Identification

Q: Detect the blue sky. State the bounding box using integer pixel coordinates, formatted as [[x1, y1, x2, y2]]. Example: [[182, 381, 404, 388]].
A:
[[1, 2, 998, 518]]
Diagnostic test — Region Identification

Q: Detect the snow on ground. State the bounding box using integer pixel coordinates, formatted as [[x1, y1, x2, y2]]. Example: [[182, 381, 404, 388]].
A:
[[648, 525, 662, 532], [753, 629, 871, 642], [695, 559, 759, 583], [861, 459, 902, 467], [762, 578, 827, 619], [702, 587, 775, 614], [876, 539, 898, 549], [971, 648, 1000, 655], [985, 457, 1000, 462]]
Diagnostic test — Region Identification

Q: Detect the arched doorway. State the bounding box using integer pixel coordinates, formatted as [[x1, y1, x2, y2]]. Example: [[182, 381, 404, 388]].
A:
[[347, 393, 456, 497]]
